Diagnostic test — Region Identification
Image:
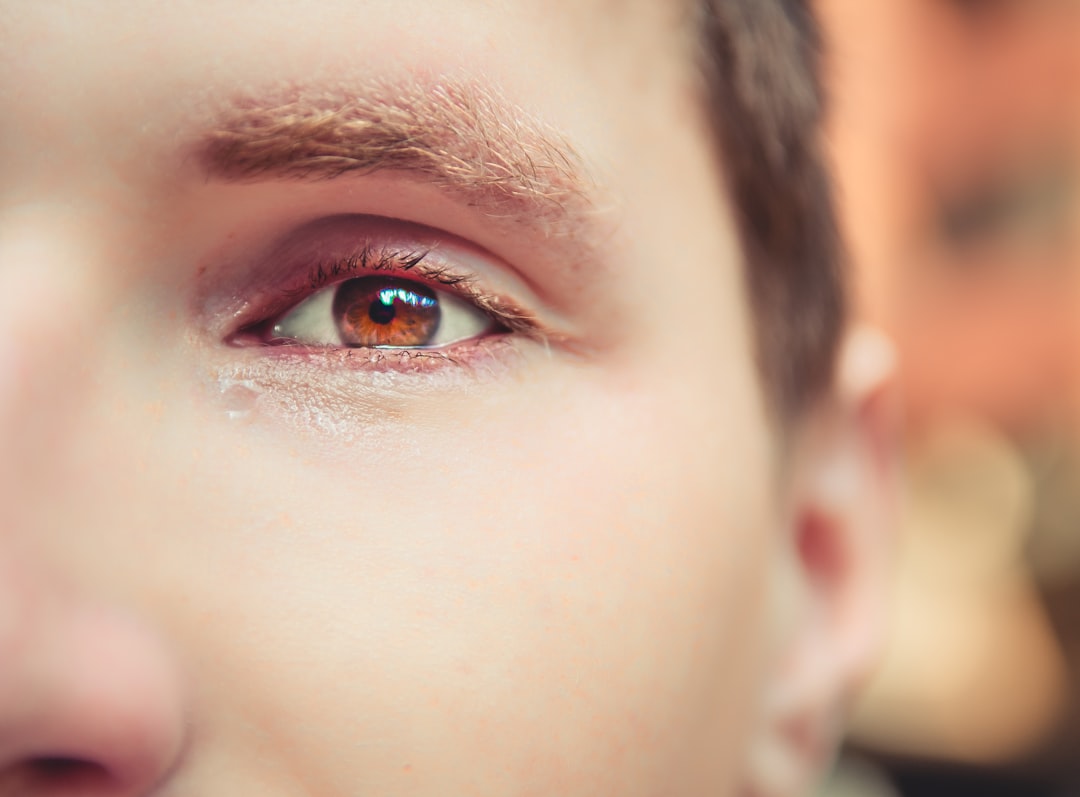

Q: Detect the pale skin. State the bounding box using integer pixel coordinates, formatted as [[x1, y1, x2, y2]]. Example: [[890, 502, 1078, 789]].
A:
[[0, 2, 894, 796]]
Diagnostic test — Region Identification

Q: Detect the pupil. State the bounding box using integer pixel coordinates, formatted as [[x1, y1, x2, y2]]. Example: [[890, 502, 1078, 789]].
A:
[[369, 298, 397, 325], [333, 276, 440, 347]]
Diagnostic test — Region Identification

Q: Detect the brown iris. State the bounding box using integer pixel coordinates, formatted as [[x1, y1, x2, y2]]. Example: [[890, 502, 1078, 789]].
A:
[[332, 277, 441, 347]]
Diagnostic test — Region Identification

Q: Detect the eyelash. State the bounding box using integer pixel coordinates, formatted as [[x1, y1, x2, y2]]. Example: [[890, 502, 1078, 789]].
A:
[[231, 242, 541, 350]]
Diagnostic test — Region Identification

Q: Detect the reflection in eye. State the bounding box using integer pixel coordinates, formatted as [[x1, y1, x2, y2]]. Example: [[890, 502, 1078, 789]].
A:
[[269, 275, 497, 348]]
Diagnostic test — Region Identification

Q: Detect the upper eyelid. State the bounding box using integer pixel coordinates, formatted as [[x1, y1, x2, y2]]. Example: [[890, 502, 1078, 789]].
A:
[[194, 159, 598, 324], [196, 211, 574, 352], [195, 77, 605, 255]]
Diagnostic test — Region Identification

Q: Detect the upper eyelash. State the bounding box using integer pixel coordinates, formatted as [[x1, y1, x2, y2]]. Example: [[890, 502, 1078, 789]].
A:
[[292, 245, 431, 298], [287, 243, 541, 336]]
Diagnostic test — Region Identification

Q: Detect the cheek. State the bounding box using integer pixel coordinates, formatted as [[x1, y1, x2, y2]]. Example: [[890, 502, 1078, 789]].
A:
[[31, 350, 777, 795], [417, 386, 775, 794]]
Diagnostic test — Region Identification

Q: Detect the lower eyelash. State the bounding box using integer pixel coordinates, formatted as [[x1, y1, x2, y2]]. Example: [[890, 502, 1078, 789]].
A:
[[207, 341, 526, 444], [209, 345, 516, 446], [261, 332, 521, 367]]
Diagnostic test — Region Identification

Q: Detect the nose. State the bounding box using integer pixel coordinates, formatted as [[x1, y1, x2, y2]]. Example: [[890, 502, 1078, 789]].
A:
[[0, 226, 104, 494], [0, 551, 187, 797], [0, 221, 187, 795]]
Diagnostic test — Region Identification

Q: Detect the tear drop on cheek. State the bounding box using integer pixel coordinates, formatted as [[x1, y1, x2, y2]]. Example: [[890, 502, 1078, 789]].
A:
[[218, 379, 261, 421]]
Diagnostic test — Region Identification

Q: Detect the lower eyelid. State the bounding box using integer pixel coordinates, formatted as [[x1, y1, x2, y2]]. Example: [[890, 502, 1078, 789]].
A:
[[216, 335, 530, 397], [205, 338, 533, 446]]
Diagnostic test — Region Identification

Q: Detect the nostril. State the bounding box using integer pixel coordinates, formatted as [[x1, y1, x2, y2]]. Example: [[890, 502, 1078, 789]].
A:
[[23, 756, 111, 789], [31, 757, 78, 776], [0, 596, 186, 795], [31, 756, 98, 776]]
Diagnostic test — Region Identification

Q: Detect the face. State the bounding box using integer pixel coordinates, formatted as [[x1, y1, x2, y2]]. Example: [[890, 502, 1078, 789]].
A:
[[822, 0, 1080, 431], [0, 3, 889, 796]]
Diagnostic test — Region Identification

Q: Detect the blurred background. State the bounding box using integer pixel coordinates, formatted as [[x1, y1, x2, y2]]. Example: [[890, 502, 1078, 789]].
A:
[[815, 0, 1080, 794]]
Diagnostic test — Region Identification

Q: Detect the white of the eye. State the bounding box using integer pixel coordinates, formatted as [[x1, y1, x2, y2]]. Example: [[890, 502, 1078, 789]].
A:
[[271, 286, 342, 345], [272, 282, 493, 348], [426, 290, 492, 347]]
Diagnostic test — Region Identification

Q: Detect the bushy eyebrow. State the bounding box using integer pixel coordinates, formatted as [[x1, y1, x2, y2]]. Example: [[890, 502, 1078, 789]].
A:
[[196, 78, 603, 243]]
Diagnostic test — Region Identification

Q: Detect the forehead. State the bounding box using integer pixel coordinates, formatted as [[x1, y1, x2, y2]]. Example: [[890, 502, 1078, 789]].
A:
[[0, 0, 700, 216], [0, 0, 692, 108]]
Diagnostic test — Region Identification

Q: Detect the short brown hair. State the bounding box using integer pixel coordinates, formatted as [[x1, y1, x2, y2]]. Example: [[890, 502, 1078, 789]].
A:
[[696, 0, 846, 421]]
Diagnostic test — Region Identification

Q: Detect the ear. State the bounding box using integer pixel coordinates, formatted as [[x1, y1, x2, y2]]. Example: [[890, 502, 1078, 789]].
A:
[[745, 326, 899, 797]]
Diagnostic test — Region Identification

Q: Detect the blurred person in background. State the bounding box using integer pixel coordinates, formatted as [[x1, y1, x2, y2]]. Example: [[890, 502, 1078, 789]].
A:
[[818, 0, 1080, 794]]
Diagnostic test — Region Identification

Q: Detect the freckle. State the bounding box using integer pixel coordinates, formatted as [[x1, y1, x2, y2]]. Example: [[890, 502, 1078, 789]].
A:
[[278, 512, 293, 527], [144, 400, 165, 420]]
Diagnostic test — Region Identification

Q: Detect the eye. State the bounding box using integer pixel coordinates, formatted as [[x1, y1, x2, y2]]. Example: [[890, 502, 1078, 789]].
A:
[[266, 275, 499, 349]]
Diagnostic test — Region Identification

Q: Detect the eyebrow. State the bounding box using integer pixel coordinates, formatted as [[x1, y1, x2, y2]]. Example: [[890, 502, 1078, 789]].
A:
[[195, 78, 605, 244]]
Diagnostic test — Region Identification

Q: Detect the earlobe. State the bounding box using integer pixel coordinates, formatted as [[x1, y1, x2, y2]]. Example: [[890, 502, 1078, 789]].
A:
[[745, 326, 899, 797]]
